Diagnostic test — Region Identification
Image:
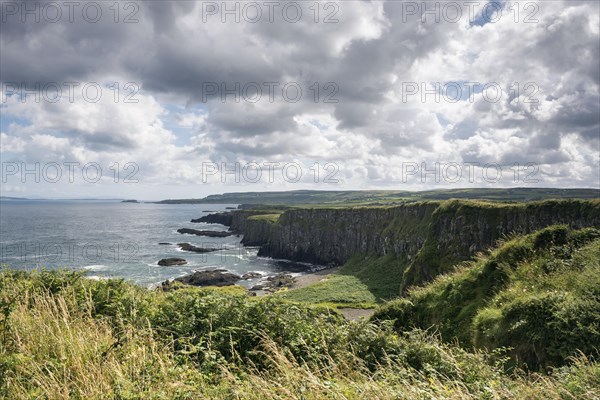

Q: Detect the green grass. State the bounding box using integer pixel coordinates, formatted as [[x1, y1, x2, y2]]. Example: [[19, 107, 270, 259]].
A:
[[277, 252, 413, 307], [400, 198, 600, 291], [337, 253, 411, 302], [276, 275, 377, 308], [247, 213, 281, 223]]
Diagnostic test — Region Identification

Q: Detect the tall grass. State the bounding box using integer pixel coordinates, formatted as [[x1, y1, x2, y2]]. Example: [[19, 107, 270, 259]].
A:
[[0, 267, 598, 399]]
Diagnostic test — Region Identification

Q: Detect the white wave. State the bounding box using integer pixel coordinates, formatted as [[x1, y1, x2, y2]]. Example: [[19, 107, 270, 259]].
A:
[[83, 264, 109, 271]]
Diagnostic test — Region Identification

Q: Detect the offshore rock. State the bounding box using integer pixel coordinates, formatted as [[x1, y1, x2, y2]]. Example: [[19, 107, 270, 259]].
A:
[[158, 258, 187, 266], [177, 228, 232, 237]]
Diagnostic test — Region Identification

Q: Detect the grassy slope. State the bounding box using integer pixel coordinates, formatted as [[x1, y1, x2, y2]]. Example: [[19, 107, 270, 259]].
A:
[[373, 225, 600, 369], [276, 274, 378, 308], [275, 253, 410, 308], [1, 269, 599, 399]]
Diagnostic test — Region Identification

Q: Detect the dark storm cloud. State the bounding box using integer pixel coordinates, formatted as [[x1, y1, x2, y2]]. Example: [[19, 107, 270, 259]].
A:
[[548, 93, 600, 135], [1, 0, 450, 131]]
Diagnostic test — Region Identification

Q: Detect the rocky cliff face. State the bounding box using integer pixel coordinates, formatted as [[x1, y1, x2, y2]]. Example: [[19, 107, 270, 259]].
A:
[[240, 217, 276, 246], [257, 203, 439, 265], [401, 200, 600, 289], [221, 199, 600, 289]]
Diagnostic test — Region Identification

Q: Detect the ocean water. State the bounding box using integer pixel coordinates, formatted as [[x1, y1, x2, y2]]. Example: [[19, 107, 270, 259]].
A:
[[0, 200, 315, 288]]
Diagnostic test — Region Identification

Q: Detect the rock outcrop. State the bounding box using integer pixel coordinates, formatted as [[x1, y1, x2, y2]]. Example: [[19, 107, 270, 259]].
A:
[[177, 228, 232, 237], [177, 243, 219, 253], [241, 272, 262, 280], [250, 274, 295, 292], [191, 213, 233, 225], [191, 210, 281, 236], [158, 258, 187, 266], [173, 269, 241, 287]]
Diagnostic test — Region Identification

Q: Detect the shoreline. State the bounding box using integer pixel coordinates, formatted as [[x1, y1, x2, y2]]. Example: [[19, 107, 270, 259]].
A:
[[291, 266, 340, 290]]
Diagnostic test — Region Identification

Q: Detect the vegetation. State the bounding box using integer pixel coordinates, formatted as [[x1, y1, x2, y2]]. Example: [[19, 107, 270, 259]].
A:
[[273, 253, 411, 308], [247, 213, 282, 223], [338, 253, 411, 302], [276, 274, 378, 308], [273, 253, 413, 308], [1, 267, 599, 399], [373, 225, 600, 370]]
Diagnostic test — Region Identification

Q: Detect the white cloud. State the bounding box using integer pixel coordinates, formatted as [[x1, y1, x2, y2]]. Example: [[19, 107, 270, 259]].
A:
[[1, 0, 598, 199]]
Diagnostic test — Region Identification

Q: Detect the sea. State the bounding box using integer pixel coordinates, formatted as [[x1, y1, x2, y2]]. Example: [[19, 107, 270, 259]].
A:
[[0, 200, 316, 288]]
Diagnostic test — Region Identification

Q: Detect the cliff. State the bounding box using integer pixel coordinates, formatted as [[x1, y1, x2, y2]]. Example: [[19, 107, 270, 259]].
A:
[[257, 202, 439, 264], [400, 199, 600, 290], [217, 199, 600, 291]]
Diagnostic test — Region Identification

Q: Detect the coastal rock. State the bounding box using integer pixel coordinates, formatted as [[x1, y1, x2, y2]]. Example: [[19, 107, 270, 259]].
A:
[[174, 269, 241, 287], [250, 284, 266, 291], [266, 274, 296, 288], [191, 212, 234, 226], [177, 228, 232, 237], [177, 243, 218, 253], [191, 210, 275, 236], [250, 274, 295, 292], [158, 242, 172, 245], [241, 272, 262, 280], [158, 258, 187, 266]]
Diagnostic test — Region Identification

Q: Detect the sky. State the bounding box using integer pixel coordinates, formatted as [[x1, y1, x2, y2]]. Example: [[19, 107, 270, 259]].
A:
[[0, 0, 599, 200]]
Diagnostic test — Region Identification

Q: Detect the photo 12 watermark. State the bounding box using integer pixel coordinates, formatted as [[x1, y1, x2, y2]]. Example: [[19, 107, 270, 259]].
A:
[[1, 81, 141, 104], [1, 1, 140, 24], [198, 1, 340, 24], [0, 241, 251, 268], [198, 81, 339, 104], [0, 241, 141, 265], [1, 162, 140, 184], [399, 1, 539, 24], [399, 162, 539, 184], [400, 81, 539, 104], [1, 1, 343, 25], [200, 161, 340, 184]]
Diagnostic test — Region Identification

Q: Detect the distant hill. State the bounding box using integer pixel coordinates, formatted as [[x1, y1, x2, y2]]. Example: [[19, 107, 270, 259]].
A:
[[0, 197, 126, 201], [157, 188, 600, 205], [0, 196, 29, 200]]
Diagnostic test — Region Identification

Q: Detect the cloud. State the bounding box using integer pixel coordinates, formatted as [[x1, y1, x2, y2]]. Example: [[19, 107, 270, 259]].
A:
[[1, 0, 598, 198]]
